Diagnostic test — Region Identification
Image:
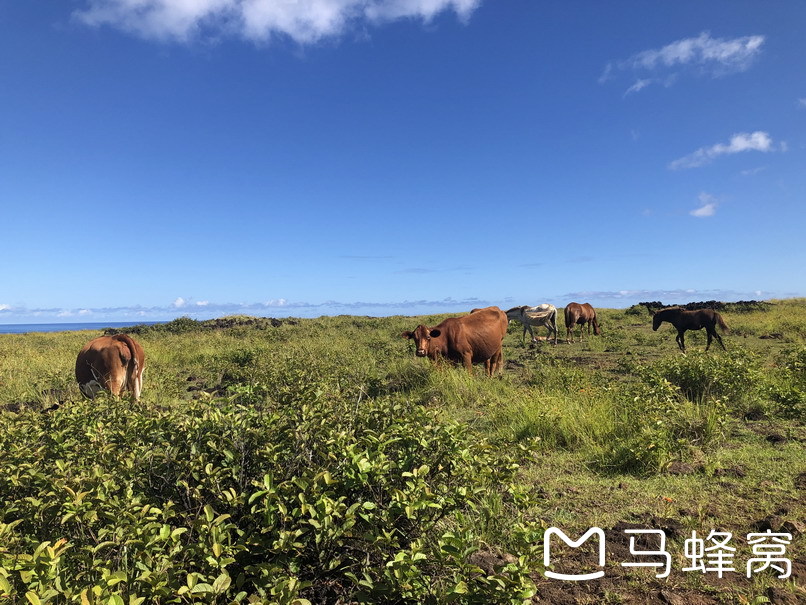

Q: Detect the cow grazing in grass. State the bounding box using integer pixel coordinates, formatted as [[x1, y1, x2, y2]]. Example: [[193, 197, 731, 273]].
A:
[[75, 334, 145, 400], [564, 302, 601, 343], [401, 306, 508, 376], [506, 304, 559, 344]]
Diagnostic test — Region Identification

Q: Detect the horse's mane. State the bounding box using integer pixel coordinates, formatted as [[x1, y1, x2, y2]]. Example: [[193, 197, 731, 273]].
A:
[[505, 305, 529, 314]]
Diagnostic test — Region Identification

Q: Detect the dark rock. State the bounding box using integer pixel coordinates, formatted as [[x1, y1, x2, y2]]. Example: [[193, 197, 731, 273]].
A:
[[667, 462, 700, 475], [766, 586, 801, 605], [713, 466, 746, 478]]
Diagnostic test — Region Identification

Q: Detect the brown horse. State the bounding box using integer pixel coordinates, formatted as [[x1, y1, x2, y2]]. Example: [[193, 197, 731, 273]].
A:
[[564, 302, 601, 343], [651, 307, 728, 352]]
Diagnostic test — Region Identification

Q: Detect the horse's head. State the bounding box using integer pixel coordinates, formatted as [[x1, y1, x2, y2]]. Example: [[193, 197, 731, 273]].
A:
[[505, 306, 526, 321], [652, 312, 663, 331]]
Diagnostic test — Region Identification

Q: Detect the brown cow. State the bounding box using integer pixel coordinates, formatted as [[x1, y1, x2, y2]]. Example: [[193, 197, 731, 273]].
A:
[[75, 334, 145, 400], [401, 306, 508, 376], [564, 302, 601, 343]]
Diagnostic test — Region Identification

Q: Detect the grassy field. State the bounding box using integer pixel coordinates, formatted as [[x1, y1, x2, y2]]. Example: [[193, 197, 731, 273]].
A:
[[0, 300, 804, 604]]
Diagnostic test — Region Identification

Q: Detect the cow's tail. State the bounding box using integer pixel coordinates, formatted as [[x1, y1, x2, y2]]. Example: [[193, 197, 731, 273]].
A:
[[716, 312, 729, 333], [112, 334, 142, 396]]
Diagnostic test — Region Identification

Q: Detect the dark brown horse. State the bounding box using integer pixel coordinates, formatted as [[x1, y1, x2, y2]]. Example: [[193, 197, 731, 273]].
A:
[[651, 307, 728, 352], [564, 302, 601, 343]]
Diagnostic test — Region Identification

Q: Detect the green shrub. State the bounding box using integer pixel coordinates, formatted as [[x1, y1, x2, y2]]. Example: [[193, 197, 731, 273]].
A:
[[0, 387, 537, 603]]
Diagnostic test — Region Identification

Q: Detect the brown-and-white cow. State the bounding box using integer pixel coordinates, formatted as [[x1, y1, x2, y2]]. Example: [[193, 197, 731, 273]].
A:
[[401, 306, 508, 376], [75, 334, 145, 400]]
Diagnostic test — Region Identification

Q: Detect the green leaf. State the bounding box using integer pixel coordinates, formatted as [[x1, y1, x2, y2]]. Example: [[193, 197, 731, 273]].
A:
[[212, 572, 231, 593], [25, 592, 41, 605], [190, 583, 214, 595]]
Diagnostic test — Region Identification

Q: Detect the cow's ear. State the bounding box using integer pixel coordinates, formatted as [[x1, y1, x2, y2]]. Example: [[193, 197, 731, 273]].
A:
[[429, 329, 441, 338], [401, 331, 413, 339]]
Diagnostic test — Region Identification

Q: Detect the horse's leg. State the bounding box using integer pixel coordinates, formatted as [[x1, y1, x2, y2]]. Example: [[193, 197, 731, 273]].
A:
[[705, 329, 713, 351], [708, 326, 726, 351], [676, 329, 686, 352]]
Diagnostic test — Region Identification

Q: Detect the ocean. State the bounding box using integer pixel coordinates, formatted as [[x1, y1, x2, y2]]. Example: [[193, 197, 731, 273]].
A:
[[0, 322, 161, 335]]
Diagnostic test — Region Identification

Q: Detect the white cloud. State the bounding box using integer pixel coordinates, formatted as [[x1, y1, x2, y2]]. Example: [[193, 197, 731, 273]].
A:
[[740, 166, 766, 176], [73, 0, 481, 44], [173, 297, 186, 308], [690, 192, 718, 218], [690, 204, 717, 218], [669, 131, 774, 170], [624, 78, 651, 96], [0, 304, 10, 312], [602, 31, 764, 93], [630, 31, 764, 72], [196, 300, 209, 306]]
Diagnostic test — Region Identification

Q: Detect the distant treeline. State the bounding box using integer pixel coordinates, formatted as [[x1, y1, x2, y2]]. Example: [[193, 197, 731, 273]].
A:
[[636, 300, 773, 314], [104, 315, 297, 336]]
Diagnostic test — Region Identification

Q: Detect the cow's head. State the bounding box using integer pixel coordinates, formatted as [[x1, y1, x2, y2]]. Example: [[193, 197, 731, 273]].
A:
[[401, 325, 441, 357]]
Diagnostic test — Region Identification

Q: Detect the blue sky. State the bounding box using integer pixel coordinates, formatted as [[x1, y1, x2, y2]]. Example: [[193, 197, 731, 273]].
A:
[[1, 0, 804, 323]]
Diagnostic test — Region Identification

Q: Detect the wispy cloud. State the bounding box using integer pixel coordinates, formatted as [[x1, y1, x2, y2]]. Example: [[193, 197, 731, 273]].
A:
[[601, 31, 764, 94], [669, 131, 776, 170], [798, 98, 806, 108], [73, 0, 482, 44], [740, 166, 767, 177], [690, 192, 718, 218], [624, 78, 652, 96], [0, 296, 502, 323], [562, 288, 776, 303]]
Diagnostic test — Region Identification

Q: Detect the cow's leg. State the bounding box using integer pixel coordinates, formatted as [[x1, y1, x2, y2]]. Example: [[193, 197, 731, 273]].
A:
[[484, 349, 501, 376], [462, 352, 474, 375]]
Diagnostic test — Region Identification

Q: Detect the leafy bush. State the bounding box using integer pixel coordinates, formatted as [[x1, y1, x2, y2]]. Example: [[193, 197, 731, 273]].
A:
[[764, 347, 806, 419], [0, 385, 538, 603], [647, 349, 762, 406]]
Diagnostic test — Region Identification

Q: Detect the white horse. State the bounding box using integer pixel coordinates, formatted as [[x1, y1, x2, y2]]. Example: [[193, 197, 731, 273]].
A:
[[505, 304, 559, 345]]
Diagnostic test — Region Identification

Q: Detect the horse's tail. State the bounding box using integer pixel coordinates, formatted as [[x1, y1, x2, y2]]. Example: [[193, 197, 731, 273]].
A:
[[716, 312, 729, 333]]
